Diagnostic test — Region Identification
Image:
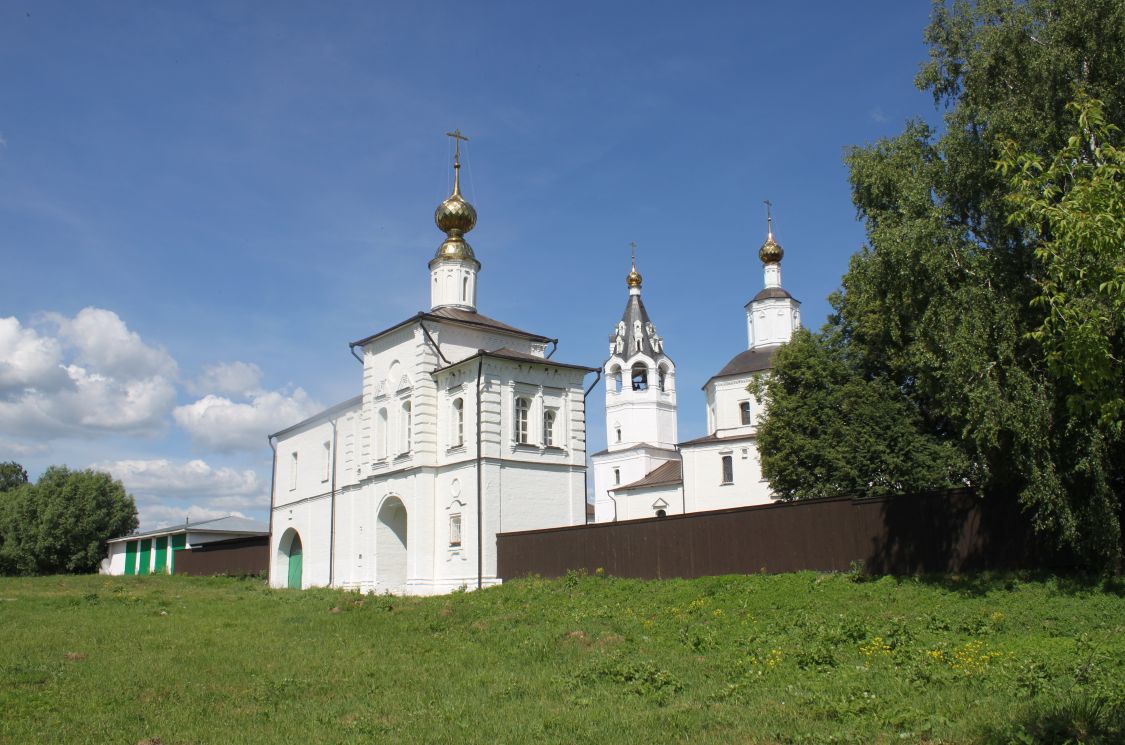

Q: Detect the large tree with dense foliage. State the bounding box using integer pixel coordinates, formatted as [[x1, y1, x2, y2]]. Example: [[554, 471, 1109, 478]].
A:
[[0, 461, 28, 493], [0, 466, 138, 575], [756, 0, 1125, 567]]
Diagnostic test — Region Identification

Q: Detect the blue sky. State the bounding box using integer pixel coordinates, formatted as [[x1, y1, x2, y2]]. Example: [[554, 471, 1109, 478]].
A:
[[1, 1, 942, 528]]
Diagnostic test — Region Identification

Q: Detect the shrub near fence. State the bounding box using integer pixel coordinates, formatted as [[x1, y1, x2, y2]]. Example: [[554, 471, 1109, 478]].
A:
[[497, 488, 1076, 580]]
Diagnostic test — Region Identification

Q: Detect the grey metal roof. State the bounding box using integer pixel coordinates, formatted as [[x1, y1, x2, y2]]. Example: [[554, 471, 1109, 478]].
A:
[[614, 460, 683, 491], [704, 347, 778, 387], [678, 431, 759, 448], [589, 443, 680, 459], [432, 347, 599, 375], [749, 286, 797, 303], [270, 395, 363, 439], [108, 515, 269, 544], [606, 293, 672, 366], [351, 309, 553, 349]]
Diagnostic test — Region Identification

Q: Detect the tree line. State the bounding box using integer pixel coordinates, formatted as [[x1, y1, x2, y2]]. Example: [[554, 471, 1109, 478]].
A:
[[754, 0, 1125, 569], [0, 461, 138, 575]]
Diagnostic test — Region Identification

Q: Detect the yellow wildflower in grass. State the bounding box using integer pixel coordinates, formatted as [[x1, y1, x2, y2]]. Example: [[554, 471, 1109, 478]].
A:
[[948, 640, 1003, 675], [859, 636, 893, 661]]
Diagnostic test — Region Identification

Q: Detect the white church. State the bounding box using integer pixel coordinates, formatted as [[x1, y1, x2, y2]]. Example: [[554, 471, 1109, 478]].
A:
[[269, 136, 801, 593], [268, 137, 595, 593], [591, 214, 800, 522]]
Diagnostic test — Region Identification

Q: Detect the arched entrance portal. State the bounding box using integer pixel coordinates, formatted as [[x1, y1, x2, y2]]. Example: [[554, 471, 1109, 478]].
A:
[[279, 529, 303, 589], [376, 497, 408, 593]]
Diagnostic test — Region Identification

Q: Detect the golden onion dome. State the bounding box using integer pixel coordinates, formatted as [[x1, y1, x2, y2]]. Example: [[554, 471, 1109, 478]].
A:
[[759, 233, 784, 264], [432, 155, 479, 265], [626, 262, 643, 288], [435, 190, 477, 235]]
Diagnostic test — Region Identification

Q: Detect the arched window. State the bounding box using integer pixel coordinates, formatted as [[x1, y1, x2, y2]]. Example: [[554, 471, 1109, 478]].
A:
[[543, 408, 557, 447], [739, 401, 752, 426], [451, 398, 464, 447], [401, 400, 412, 453], [615, 425, 622, 443], [377, 408, 388, 459], [631, 363, 648, 391], [462, 276, 469, 302], [607, 365, 622, 393], [514, 397, 530, 444], [721, 455, 734, 484], [658, 365, 668, 392]]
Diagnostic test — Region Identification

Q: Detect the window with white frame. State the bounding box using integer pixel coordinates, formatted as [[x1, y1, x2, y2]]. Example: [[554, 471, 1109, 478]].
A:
[[721, 454, 734, 484], [400, 400, 412, 453], [514, 397, 530, 444], [376, 408, 388, 459], [449, 514, 462, 547], [321, 441, 331, 482], [543, 408, 557, 447], [739, 401, 752, 426], [451, 398, 464, 447], [289, 452, 298, 490]]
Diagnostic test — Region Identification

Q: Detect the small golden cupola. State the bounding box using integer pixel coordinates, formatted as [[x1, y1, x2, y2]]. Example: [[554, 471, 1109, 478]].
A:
[[432, 130, 480, 269], [758, 206, 784, 265], [429, 130, 481, 312]]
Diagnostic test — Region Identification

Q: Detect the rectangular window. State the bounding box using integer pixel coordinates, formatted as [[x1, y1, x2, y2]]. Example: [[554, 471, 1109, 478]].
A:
[[452, 398, 464, 448], [401, 400, 412, 454], [740, 401, 752, 426], [543, 408, 557, 447], [321, 441, 331, 482], [721, 455, 734, 484], [289, 452, 298, 490], [449, 514, 462, 547], [515, 397, 530, 444]]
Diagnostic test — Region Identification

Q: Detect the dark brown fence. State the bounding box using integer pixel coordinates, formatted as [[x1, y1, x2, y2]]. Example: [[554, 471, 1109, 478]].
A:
[[175, 535, 269, 577], [498, 489, 1069, 580]]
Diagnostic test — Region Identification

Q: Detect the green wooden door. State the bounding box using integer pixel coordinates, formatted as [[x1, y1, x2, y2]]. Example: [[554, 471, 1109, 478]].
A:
[[138, 539, 152, 575], [287, 535, 303, 589], [153, 536, 168, 574], [169, 534, 186, 574], [124, 541, 137, 576]]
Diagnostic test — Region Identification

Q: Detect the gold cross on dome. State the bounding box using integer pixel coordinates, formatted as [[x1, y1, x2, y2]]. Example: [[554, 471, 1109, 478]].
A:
[[446, 129, 470, 162], [630, 241, 637, 265]]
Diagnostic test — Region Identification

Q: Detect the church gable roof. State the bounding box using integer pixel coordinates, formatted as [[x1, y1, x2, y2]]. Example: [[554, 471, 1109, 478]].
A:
[[350, 309, 553, 349]]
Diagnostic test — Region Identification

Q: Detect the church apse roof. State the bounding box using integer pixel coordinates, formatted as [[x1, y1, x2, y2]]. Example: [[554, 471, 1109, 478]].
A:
[[614, 460, 683, 492], [703, 347, 778, 388]]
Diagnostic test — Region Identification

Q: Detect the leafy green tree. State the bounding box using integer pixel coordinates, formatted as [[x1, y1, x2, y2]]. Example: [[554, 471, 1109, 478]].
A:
[[999, 96, 1125, 433], [757, 0, 1125, 567], [0, 467, 138, 575], [751, 329, 967, 499], [0, 461, 28, 493]]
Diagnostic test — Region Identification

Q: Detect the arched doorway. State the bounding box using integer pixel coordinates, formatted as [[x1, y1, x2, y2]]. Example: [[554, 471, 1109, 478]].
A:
[[376, 496, 408, 593], [279, 529, 303, 589]]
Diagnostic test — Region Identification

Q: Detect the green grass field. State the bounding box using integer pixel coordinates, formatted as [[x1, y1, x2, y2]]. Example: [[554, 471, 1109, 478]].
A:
[[0, 572, 1122, 744]]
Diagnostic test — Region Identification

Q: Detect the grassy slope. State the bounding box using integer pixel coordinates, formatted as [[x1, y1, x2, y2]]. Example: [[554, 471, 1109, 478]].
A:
[[0, 572, 1122, 745]]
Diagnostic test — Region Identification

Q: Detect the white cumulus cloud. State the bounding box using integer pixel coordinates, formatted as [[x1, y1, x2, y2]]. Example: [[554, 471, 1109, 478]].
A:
[[91, 458, 267, 531], [174, 388, 321, 452], [187, 361, 263, 397], [0, 309, 177, 438]]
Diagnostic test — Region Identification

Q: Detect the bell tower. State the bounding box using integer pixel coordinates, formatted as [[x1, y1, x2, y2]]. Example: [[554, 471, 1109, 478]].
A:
[[592, 248, 680, 522]]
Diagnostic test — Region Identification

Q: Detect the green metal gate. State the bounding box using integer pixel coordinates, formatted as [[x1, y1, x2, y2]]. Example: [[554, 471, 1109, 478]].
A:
[[287, 535, 303, 589]]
